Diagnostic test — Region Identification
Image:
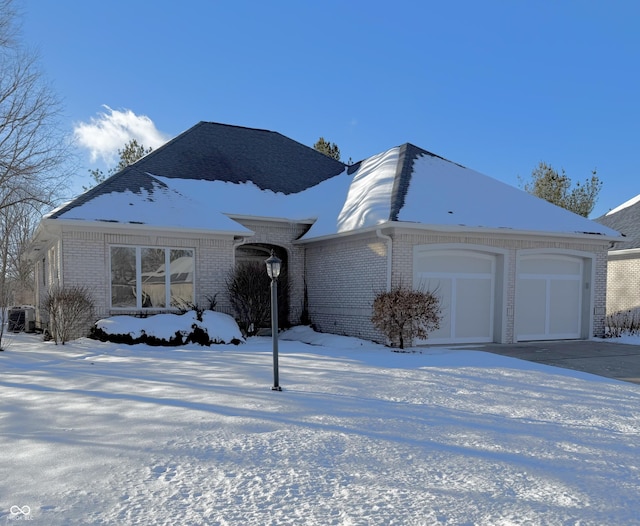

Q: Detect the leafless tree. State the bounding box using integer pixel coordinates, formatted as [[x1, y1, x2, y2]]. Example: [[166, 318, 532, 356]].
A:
[[0, 0, 71, 347], [0, 0, 17, 49], [0, 202, 39, 349], [0, 7, 70, 214]]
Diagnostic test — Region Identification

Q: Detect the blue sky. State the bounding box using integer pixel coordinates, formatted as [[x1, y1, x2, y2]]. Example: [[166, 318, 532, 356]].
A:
[[20, 0, 640, 218]]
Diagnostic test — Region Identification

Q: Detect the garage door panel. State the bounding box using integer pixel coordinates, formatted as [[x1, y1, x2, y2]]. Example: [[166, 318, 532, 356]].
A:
[[414, 250, 496, 344], [549, 279, 581, 336], [456, 278, 492, 339], [416, 254, 493, 274], [520, 258, 581, 275], [516, 255, 583, 341], [516, 279, 547, 337], [425, 278, 451, 341]]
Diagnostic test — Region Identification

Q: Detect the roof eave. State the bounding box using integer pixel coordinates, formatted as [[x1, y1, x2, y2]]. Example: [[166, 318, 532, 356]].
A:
[[225, 213, 316, 225], [607, 247, 640, 257], [296, 220, 622, 244], [39, 217, 254, 237]]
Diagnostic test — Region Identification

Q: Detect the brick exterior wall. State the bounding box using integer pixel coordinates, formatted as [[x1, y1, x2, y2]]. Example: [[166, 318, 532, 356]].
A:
[[34, 219, 313, 339], [305, 227, 610, 345], [304, 232, 388, 342], [593, 249, 609, 337], [606, 251, 640, 316], [32, 226, 238, 338], [33, 220, 610, 344]]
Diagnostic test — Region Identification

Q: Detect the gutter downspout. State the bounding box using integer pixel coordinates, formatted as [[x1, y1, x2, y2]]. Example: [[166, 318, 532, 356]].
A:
[[232, 237, 247, 267], [376, 229, 392, 291]]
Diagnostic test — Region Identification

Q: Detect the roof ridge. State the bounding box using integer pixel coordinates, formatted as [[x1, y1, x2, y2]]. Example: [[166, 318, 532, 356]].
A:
[[197, 121, 276, 134], [390, 145, 418, 221], [399, 142, 467, 168]]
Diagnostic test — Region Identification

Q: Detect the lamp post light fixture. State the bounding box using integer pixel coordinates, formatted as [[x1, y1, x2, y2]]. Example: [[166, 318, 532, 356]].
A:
[[265, 250, 282, 391]]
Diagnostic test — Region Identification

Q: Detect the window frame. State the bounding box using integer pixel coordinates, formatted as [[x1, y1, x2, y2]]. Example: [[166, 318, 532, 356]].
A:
[[109, 245, 195, 310]]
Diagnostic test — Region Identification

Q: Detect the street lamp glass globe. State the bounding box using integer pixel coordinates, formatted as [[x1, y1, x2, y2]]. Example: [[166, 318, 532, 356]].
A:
[[265, 251, 281, 280]]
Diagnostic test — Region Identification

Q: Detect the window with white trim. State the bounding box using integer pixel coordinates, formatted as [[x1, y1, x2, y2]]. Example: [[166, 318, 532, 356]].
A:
[[110, 246, 194, 309], [47, 246, 59, 288]]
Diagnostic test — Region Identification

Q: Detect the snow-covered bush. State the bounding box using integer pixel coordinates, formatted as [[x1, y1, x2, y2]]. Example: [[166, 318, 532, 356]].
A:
[[89, 310, 244, 346], [371, 285, 441, 349], [175, 293, 218, 321]]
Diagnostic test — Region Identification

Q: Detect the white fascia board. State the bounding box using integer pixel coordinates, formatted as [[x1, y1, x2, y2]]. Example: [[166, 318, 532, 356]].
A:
[[390, 222, 622, 243], [45, 217, 254, 238], [607, 247, 640, 257], [225, 213, 316, 225], [294, 223, 394, 244], [296, 221, 621, 245]]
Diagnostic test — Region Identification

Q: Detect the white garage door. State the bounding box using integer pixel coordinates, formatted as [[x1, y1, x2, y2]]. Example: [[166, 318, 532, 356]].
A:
[[415, 251, 495, 344], [516, 255, 583, 341]]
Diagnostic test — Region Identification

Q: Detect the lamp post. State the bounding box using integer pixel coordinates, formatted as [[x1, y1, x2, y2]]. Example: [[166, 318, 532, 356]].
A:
[[265, 250, 282, 391]]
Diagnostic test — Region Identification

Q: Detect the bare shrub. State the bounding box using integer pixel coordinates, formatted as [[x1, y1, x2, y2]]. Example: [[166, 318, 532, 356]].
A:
[[42, 285, 94, 344], [227, 262, 288, 336], [371, 285, 441, 349], [176, 293, 219, 321], [605, 310, 640, 338]]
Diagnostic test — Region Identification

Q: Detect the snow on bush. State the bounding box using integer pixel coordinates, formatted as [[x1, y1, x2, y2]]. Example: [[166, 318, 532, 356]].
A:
[[92, 310, 244, 346]]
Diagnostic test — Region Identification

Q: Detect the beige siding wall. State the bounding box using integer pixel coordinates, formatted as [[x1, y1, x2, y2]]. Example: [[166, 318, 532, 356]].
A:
[[606, 252, 640, 316], [305, 232, 388, 342]]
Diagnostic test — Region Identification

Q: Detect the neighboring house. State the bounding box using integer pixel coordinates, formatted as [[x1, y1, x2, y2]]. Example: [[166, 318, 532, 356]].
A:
[[594, 196, 640, 317], [26, 122, 622, 345]]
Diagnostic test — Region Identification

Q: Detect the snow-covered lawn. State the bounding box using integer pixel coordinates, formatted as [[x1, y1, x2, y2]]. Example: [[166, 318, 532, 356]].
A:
[[1, 323, 640, 525]]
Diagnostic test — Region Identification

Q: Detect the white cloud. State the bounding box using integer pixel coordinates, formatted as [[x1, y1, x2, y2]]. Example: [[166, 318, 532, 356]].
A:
[[74, 106, 171, 164]]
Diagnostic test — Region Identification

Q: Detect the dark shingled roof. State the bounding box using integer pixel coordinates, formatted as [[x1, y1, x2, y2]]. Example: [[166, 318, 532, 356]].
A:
[[50, 122, 347, 219], [594, 202, 637, 250]]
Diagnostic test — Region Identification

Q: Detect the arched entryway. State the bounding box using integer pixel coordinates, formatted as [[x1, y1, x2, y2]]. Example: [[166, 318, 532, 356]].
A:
[[233, 243, 289, 331]]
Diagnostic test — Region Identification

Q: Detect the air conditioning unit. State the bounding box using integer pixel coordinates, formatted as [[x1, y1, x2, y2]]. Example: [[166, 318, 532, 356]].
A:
[[7, 306, 36, 333]]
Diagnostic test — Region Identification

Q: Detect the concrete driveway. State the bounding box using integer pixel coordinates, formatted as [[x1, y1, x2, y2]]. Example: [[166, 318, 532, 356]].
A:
[[475, 340, 640, 385]]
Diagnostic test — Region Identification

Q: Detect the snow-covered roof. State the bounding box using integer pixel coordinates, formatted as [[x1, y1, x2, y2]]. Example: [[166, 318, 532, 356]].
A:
[[595, 193, 640, 250], [48, 122, 621, 241]]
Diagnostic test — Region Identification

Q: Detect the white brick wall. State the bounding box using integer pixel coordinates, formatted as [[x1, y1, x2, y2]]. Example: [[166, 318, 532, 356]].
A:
[[606, 251, 640, 317], [34, 221, 610, 343], [40, 220, 313, 337], [305, 232, 388, 342], [36, 227, 239, 336], [304, 227, 609, 344]]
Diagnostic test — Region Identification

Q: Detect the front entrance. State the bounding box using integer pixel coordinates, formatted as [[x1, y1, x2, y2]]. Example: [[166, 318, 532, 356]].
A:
[[233, 244, 289, 330]]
